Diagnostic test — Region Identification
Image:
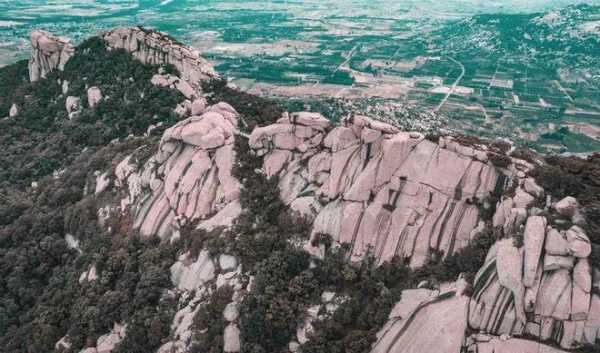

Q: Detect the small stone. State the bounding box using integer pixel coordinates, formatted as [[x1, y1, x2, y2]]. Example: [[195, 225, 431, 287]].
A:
[[555, 196, 579, 217], [65, 96, 81, 118], [191, 97, 207, 116], [418, 280, 429, 289], [62, 80, 69, 94], [223, 302, 239, 322], [223, 323, 241, 352], [9, 103, 18, 118], [321, 291, 335, 303], [87, 86, 103, 108], [219, 254, 238, 272]]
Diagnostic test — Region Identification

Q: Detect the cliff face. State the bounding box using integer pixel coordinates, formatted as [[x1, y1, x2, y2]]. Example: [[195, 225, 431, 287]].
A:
[[28, 30, 75, 82], [103, 27, 219, 89], [110, 102, 241, 242], [250, 113, 501, 267]]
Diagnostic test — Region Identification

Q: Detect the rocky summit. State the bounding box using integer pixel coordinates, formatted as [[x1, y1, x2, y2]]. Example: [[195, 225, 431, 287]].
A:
[[1, 26, 600, 353]]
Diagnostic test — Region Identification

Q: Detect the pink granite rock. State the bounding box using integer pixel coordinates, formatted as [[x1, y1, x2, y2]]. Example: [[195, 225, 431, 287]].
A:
[[28, 30, 74, 82], [523, 216, 547, 287], [191, 97, 207, 116], [493, 198, 514, 228], [496, 239, 526, 325], [87, 86, 103, 108], [290, 112, 332, 130], [543, 254, 575, 271], [536, 269, 571, 320], [372, 287, 468, 353], [250, 111, 506, 271], [523, 178, 544, 198], [566, 226, 592, 258], [545, 228, 570, 255], [572, 259, 592, 321], [120, 104, 241, 241], [513, 188, 535, 208], [555, 196, 579, 216], [103, 27, 218, 88]]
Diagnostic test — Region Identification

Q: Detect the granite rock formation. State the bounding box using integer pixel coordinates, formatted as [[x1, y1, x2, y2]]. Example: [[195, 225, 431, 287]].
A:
[[103, 27, 218, 90], [28, 30, 74, 82], [157, 249, 244, 353], [250, 112, 501, 267], [109, 101, 241, 241], [470, 200, 597, 349], [372, 279, 470, 353]]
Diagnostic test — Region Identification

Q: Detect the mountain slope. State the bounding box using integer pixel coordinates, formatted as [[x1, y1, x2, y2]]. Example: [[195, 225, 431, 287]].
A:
[[0, 28, 599, 353]]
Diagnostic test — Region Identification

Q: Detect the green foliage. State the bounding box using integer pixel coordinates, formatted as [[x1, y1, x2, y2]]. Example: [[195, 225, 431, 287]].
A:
[[202, 79, 284, 132], [532, 154, 600, 245], [0, 59, 29, 117], [0, 36, 184, 352], [532, 153, 600, 289], [191, 286, 234, 353], [0, 36, 184, 188], [0, 136, 176, 352]]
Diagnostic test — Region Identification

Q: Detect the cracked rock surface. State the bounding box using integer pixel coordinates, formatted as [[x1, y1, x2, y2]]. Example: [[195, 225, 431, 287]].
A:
[[250, 112, 501, 267]]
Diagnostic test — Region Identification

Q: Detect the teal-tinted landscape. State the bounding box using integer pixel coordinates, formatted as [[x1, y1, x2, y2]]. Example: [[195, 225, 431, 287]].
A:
[[2, 0, 600, 153]]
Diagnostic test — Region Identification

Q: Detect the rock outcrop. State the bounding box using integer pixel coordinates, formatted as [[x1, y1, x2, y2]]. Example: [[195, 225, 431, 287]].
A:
[[74, 323, 126, 353], [66, 96, 81, 119], [113, 102, 241, 241], [372, 279, 470, 353], [9, 103, 18, 118], [466, 336, 568, 353], [159, 249, 244, 353], [103, 27, 218, 90], [28, 30, 74, 82], [470, 206, 597, 349], [250, 113, 501, 267], [87, 86, 103, 108]]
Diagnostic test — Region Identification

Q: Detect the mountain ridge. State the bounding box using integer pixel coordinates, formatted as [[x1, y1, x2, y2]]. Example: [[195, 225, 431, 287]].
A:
[[1, 28, 600, 353]]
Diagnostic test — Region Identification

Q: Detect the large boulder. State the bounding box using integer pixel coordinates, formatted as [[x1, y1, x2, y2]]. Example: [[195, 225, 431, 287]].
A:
[[28, 30, 74, 82], [224, 323, 241, 352], [523, 216, 546, 287], [554, 196, 579, 216], [170, 251, 216, 291]]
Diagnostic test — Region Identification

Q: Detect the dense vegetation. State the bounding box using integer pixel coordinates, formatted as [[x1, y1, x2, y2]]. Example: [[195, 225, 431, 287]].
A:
[[0, 37, 185, 352], [0, 136, 181, 352], [0, 37, 183, 188]]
